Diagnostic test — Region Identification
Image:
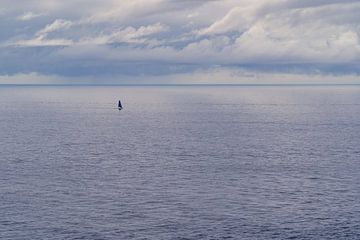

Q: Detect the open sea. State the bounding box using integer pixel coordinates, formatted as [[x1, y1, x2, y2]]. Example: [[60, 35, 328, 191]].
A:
[[0, 85, 359, 240]]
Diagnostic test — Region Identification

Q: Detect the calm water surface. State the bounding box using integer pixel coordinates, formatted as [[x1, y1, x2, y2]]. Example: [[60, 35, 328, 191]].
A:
[[0, 86, 359, 239]]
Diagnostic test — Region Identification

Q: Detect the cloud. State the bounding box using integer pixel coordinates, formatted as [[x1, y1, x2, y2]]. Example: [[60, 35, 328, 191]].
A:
[[17, 12, 45, 21], [83, 0, 217, 24], [15, 37, 73, 47], [13, 22, 167, 47], [79, 23, 168, 45], [13, 19, 74, 47], [0, 8, 6, 15], [1, 0, 360, 83], [197, 4, 257, 36], [0, 72, 64, 84], [1, 68, 360, 85], [36, 19, 73, 36]]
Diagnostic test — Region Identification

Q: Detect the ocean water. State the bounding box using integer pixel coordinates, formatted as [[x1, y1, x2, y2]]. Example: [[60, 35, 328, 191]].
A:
[[0, 85, 359, 240]]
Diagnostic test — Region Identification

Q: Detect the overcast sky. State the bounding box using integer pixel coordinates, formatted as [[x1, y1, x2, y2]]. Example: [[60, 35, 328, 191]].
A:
[[1, 0, 360, 84]]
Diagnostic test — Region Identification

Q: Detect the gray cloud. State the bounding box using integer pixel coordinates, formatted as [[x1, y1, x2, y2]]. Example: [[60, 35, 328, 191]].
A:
[[0, 0, 360, 83]]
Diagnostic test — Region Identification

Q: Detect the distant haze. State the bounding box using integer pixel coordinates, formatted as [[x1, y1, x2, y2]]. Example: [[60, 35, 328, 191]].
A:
[[1, 0, 360, 84]]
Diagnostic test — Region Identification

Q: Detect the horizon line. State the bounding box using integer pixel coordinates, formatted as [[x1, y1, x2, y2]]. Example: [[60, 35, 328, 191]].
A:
[[1, 83, 360, 87]]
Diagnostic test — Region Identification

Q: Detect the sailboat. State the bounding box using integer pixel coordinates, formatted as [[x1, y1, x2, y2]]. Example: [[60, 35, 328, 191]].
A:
[[118, 100, 123, 110]]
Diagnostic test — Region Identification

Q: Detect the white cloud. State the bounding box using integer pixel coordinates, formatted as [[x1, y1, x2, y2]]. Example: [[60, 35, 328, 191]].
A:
[[16, 36, 73, 47], [36, 19, 73, 36], [13, 19, 74, 47], [2, 0, 360, 80], [80, 23, 168, 45], [17, 12, 45, 21], [84, 0, 163, 23], [230, 12, 360, 63], [197, 5, 256, 36], [14, 22, 167, 47]]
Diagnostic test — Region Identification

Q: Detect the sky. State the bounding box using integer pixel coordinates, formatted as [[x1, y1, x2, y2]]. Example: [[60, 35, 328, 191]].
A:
[[0, 0, 360, 84]]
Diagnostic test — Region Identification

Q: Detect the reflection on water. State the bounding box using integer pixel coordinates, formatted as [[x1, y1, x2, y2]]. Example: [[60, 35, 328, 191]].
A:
[[1, 86, 360, 239]]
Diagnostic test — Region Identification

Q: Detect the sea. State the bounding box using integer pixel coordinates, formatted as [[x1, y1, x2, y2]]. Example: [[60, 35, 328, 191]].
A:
[[0, 85, 359, 240]]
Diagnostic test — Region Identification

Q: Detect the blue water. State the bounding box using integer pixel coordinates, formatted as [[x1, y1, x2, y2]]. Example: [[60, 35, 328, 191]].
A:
[[0, 85, 359, 240]]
